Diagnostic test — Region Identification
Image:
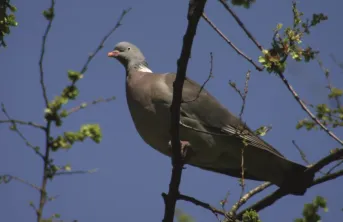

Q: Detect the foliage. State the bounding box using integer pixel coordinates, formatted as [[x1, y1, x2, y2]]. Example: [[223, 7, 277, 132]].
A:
[[258, 2, 327, 74], [231, 0, 256, 9], [0, 0, 18, 47], [0, 2, 130, 221], [294, 196, 328, 222], [242, 210, 261, 222], [175, 209, 195, 222]]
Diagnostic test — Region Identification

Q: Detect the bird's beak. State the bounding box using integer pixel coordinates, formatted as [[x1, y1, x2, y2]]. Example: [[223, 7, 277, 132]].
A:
[[108, 50, 120, 57]]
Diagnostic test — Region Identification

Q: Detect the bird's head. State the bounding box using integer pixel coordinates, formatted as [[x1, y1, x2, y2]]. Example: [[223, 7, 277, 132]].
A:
[[108, 42, 151, 72]]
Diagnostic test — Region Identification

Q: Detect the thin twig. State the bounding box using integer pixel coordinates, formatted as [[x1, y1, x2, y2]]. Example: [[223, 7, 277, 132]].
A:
[[306, 148, 343, 175], [329, 54, 343, 72], [38, 0, 55, 107], [183, 52, 214, 103], [278, 72, 343, 146], [241, 71, 250, 118], [1, 103, 45, 159], [0, 119, 45, 130], [317, 58, 341, 109], [202, 13, 263, 71], [178, 194, 225, 216], [218, 0, 263, 51], [79, 8, 131, 74], [55, 168, 98, 176], [312, 169, 343, 185], [228, 70, 250, 118], [220, 189, 231, 211], [326, 160, 343, 174], [163, 1, 208, 221], [230, 182, 271, 216], [66, 96, 116, 115], [0, 174, 42, 191], [239, 146, 245, 198], [292, 140, 311, 165]]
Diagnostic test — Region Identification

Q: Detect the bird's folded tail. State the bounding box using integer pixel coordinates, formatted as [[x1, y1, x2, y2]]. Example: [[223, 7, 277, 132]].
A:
[[280, 163, 315, 196]]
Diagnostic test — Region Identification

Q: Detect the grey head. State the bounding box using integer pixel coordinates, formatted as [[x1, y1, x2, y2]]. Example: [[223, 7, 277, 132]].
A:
[[108, 42, 151, 72]]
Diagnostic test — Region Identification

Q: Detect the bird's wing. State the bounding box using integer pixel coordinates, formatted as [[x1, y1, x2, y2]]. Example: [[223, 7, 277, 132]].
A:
[[159, 73, 285, 158]]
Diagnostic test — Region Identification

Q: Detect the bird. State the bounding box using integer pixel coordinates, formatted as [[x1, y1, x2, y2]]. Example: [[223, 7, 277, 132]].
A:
[[107, 41, 314, 195]]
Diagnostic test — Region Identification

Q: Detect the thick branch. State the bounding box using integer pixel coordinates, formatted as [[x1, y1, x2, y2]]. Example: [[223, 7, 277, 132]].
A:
[[163, 0, 207, 221], [202, 13, 263, 71], [218, 0, 263, 51], [236, 149, 343, 220], [306, 149, 343, 175]]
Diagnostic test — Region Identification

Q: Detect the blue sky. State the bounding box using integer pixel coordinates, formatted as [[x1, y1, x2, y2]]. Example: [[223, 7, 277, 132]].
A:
[[1, 0, 343, 221]]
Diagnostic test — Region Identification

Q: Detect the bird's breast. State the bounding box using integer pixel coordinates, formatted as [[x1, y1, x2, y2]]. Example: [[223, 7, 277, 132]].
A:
[[126, 85, 171, 156]]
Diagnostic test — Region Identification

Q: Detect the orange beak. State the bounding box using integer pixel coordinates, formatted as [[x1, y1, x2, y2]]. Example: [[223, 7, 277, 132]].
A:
[[108, 50, 120, 57]]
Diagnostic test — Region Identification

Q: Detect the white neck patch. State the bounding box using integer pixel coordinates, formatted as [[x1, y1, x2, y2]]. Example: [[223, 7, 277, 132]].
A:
[[137, 65, 153, 73]]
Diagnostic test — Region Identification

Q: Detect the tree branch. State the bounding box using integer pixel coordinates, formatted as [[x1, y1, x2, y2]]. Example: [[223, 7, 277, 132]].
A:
[[178, 194, 225, 216], [1, 103, 45, 160], [0, 119, 45, 130], [202, 13, 263, 71], [38, 0, 55, 107], [278, 72, 343, 146], [236, 149, 343, 220], [79, 8, 131, 74], [163, 1, 208, 221], [65, 96, 116, 116], [0, 174, 42, 191], [292, 140, 311, 166], [55, 168, 98, 176], [218, 0, 263, 51], [228, 182, 271, 218], [326, 159, 343, 174], [183, 52, 214, 103]]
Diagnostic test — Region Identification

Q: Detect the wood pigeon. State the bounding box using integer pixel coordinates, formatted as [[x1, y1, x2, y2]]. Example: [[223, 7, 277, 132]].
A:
[[108, 41, 314, 195]]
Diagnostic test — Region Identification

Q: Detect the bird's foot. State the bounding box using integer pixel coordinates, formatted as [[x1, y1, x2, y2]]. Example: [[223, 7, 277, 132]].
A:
[[168, 140, 193, 164]]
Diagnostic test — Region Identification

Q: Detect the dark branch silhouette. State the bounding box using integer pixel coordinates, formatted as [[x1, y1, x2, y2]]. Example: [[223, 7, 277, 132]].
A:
[[162, 0, 208, 221]]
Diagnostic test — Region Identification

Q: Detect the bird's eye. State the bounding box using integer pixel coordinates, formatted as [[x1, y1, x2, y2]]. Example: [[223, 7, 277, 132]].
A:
[[127, 47, 131, 51]]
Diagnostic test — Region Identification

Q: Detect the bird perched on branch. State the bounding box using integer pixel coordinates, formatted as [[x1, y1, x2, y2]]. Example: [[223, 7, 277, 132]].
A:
[[108, 41, 314, 195]]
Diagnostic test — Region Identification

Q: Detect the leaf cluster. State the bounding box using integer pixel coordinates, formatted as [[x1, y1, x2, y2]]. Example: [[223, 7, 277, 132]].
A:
[[258, 2, 327, 74], [0, 0, 18, 47]]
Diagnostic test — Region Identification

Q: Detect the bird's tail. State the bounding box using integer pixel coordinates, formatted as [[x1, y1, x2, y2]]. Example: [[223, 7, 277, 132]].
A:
[[280, 163, 314, 196]]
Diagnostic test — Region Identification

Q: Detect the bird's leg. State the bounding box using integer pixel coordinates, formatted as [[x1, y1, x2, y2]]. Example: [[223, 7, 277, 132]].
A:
[[168, 140, 193, 164]]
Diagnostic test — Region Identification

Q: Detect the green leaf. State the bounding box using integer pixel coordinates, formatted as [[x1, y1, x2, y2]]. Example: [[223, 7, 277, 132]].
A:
[[329, 87, 343, 99], [311, 13, 328, 26], [64, 164, 71, 171], [53, 213, 61, 218], [60, 110, 68, 118], [276, 23, 283, 31], [231, 0, 256, 9], [258, 56, 266, 63], [67, 70, 83, 82], [43, 8, 54, 21], [242, 210, 261, 222]]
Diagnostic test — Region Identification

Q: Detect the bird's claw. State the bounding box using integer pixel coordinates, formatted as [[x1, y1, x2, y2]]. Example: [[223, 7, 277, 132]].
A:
[[168, 140, 193, 164]]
